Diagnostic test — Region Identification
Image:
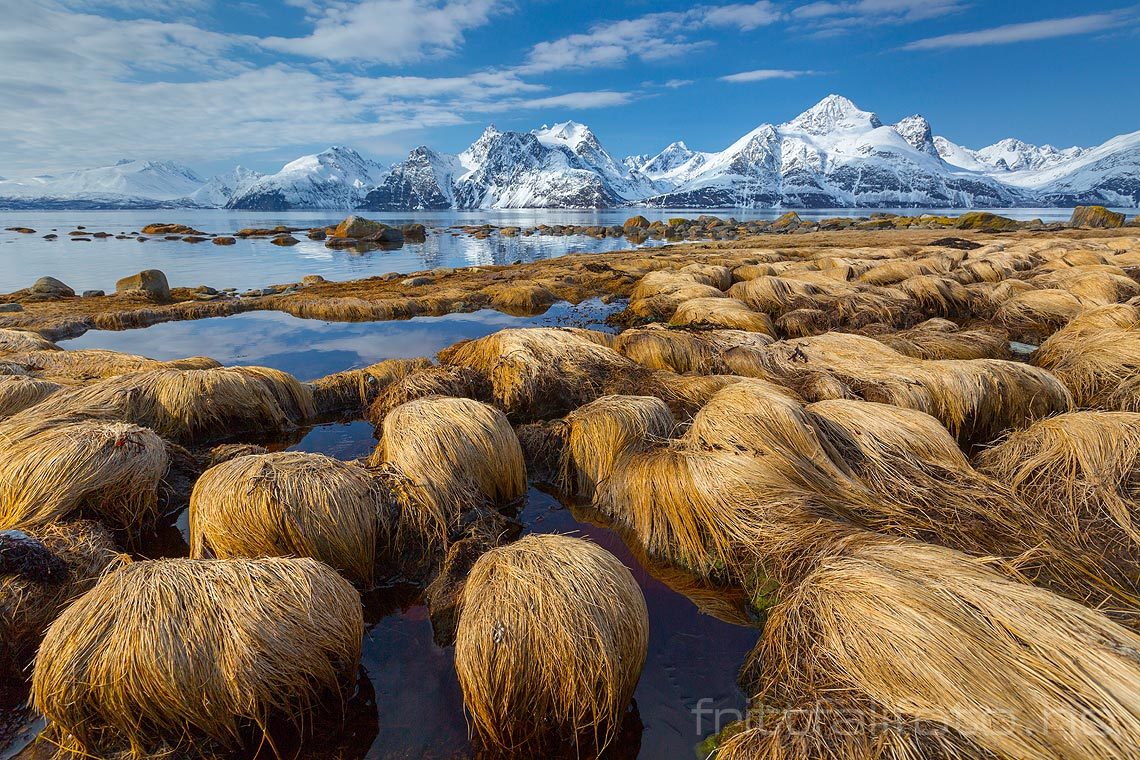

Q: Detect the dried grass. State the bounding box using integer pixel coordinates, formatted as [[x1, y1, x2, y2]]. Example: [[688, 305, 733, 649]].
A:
[[555, 395, 674, 501], [366, 365, 491, 425], [309, 357, 431, 416], [370, 397, 525, 546], [614, 326, 730, 374], [439, 328, 650, 422], [868, 320, 1010, 360], [0, 329, 59, 354], [668, 297, 776, 334], [1, 520, 126, 677], [454, 534, 648, 753], [0, 375, 60, 420], [33, 557, 363, 758], [1033, 308, 1140, 410], [723, 539, 1140, 760], [482, 282, 557, 316], [189, 452, 391, 586], [13, 366, 315, 443], [0, 420, 168, 530]]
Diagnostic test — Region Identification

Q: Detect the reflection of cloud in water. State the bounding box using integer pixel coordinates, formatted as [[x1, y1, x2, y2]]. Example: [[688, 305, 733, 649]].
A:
[[63, 301, 617, 381]]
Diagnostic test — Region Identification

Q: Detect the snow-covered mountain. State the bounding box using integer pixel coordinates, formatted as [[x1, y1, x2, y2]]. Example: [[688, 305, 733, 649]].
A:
[[642, 96, 1027, 208], [189, 166, 264, 207], [0, 159, 206, 208], [225, 147, 386, 210], [3, 96, 1137, 210]]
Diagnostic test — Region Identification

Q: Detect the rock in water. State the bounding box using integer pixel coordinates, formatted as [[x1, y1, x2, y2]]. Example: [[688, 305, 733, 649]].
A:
[[400, 223, 427, 242], [1070, 205, 1126, 229], [333, 215, 387, 239], [31, 277, 74, 297], [271, 235, 300, 246], [623, 215, 650, 231], [116, 269, 171, 302]]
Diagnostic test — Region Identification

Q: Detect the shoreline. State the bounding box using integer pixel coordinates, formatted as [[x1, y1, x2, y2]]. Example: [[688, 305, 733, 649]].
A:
[[1, 225, 1138, 341]]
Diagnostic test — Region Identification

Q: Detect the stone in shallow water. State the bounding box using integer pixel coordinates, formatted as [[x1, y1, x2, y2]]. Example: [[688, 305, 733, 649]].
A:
[[32, 276, 74, 297], [115, 269, 170, 302]]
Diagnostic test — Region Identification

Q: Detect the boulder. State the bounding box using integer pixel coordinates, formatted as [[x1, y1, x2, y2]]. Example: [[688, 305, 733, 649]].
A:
[[271, 235, 300, 246], [955, 212, 1020, 232], [115, 269, 171, 302], [212, 236, 236, 246], [770, 211, 802, 232], [141, 223, 201, 235], [0, 303, 23, 313], [1069, 205, 1126, 229], [623, 215, 650, 231], [333, 215, 388, 239], [5, 227, 35, 234], [307, 228, 328, 240], [81, 290, 105, 298], [31, 277, 74, 297], [400, 223, 427, 242], [365, 227, 404, 244]]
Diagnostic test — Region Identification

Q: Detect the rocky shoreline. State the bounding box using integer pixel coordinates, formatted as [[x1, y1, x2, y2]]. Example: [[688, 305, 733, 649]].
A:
[[0, 210, 1138, 343]]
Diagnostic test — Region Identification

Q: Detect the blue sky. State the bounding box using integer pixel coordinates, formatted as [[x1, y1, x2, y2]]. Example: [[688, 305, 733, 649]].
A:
[[1, 0, 1137, 176]]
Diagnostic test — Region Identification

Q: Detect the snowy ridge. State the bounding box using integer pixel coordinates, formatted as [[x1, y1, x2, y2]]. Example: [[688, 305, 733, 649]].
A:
[[2, 95, 1137, 209]]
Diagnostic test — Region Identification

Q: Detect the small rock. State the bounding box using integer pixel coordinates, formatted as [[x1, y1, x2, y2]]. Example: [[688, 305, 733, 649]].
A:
[[212, 236, 236, 246], [42, 234, 58, 240], [0, 303, 23, 313], [195, 286, 218, 295], [307, 228, 327, 241], [301, 275, 327, 286], [183, 236, 208, 244], [271, 235, 300, 246], [81, 290, 105, 298], [401, 276, 432, 287], [141, 223, 201, 235], [5, 227, 35, 234], [32, 277, 75, 297], [115, 269, 171, 302], [70, 237, 91, 242], [380, 272, 402, 281]]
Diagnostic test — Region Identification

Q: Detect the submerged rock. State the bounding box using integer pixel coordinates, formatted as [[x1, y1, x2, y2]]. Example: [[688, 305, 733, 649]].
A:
[[271, 235, 300, 246], [141, 223, 202, 236], [212, 236, 236, 245], [400, 223, 427, 242]]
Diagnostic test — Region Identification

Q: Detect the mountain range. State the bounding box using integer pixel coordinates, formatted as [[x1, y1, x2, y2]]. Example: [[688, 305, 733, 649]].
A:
[[2, 96, 1136, 210]]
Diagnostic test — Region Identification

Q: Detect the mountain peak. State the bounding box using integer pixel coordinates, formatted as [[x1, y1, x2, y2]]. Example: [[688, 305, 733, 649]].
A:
[[893, 115, 939, 157], [532, 121, 598, 152], [784, 94, 882, 135]]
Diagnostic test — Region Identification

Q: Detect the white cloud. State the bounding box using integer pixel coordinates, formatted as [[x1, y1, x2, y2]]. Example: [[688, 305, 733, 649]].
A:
[[261, 0, 504, 64], [664, 79, 694, 88], [902, 12, 1121, 51], [519, 2, 782, 74], [701, 1, 782, 31], [719, 68, 817, 82], [792, 0, 965, 33], [513, 91, 632, 110]]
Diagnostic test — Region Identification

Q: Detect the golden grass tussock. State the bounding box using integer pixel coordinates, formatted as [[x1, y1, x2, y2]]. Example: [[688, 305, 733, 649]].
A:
[[867, 319, 1011, 360], [1033, 307, 1140, 410], [1034, 266, 1140, 305], [0, 420, 168, 531], [0, 375, 61, 420], [856, 255, 951, 286], [626, 270, 727, 320], [722, 539, 1140, 760], [482, 282, 557, 316], [758, 332, 1071, 446], [995, 288, 1088, 340], [774, 307, 833, 338], [308, 357, 431, 416], [0, 328, 59, 354], [679, 262, 734, 290], [454, 534, 648, 753], [726, 275, 839, 315], [366, 365, 491, 425], [189, 452, 390, 587], [668, 296, 776, 334], [613, 326, 730, 375], [1, 520, 126, 677], [556, 395, 675, 501], [977, 411, 1140, 587], [370, 397, 525, 545], [3, 348, 221, 383], [895, 274, 977, 318], [18, 365, 315, 443], [33, 557, 363, 758], [438, 327, 649, 422]]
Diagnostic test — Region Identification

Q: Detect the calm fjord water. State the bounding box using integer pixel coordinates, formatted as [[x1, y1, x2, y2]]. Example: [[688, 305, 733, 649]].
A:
[[0, 208, 1100, 294]]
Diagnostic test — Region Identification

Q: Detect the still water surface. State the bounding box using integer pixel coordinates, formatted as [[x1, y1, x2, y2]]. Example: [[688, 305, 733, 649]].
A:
[[0, 208, 1112, 293]]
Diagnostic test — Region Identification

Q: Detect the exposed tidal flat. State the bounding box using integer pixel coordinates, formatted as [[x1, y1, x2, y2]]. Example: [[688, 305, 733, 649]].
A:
[[5, 210, 1140, 759]]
